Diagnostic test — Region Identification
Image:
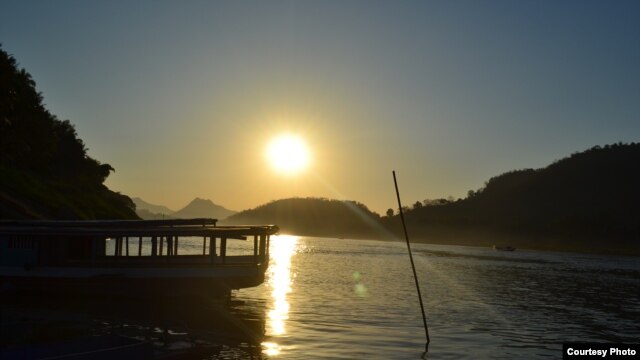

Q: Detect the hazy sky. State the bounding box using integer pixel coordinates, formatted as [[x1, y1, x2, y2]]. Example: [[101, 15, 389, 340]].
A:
[[1, 1, 638, 214]]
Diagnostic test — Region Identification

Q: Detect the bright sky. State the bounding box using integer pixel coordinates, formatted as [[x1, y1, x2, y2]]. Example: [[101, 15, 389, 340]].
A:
[[1, 1, 638, 214]]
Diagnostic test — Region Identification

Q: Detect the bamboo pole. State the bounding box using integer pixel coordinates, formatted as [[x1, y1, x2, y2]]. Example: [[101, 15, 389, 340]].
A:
[[393, 171, 430, 354]]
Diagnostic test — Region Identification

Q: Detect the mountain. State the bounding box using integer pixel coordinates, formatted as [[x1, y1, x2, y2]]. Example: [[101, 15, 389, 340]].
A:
[[0, 46, 137, 219], [384, 143, 640, 254], [171, 198, 236, 220], [132, 197, 175, 217], [223, 197, 382, 239]]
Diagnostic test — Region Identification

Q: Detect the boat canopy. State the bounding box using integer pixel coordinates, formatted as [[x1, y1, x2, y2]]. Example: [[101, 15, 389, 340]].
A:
[[0, 219, 278, 240]]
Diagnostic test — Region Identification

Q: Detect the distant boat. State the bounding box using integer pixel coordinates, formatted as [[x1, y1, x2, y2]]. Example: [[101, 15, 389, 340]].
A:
[[492, 245, 516, 251], [0, 218, 278, 298]]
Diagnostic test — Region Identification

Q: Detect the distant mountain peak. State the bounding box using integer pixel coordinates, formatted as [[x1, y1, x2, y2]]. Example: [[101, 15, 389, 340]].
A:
[[190, 197, 212, 204], [172, 197, 236, 220]]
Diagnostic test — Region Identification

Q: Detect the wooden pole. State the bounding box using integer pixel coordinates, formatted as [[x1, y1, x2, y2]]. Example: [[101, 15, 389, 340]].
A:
[[259, 235, 266, 259], [151, 236, 157, 256], [393, 171, 430, 354], [203, 237, 207, 255], [254, 235, 258, 264], [138, 237, 142, 256], [221, 237, 227, 264], [212, 237, 217, 256]]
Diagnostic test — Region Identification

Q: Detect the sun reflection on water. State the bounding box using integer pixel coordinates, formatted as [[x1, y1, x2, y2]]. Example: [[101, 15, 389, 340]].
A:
[[261, 234, 298, 356]]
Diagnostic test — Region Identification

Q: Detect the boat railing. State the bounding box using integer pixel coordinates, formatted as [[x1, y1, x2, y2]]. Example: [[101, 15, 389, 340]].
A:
[[98, 234, 271, 267], [0, 222, 278, 269]]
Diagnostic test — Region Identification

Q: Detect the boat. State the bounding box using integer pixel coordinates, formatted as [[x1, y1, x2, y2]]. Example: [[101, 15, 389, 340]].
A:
[[492, 245, 516, 251], [0, 218, 278, 297]]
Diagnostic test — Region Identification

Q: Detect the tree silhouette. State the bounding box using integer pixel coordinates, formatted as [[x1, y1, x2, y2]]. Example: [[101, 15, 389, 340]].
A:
[[383, 143, 640, 254], [0, 45, 136, 219], [225, 197, 381, 238]]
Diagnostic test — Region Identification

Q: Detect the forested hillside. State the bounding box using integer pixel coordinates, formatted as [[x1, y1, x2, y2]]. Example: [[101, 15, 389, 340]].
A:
[[224, 197, 382, 239], [386, 144, 640, 254], [0, 46, 137, 219]]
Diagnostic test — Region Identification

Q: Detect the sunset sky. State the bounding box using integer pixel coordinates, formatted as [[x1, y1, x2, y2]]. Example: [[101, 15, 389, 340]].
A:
[[1, 1, 638, 214]]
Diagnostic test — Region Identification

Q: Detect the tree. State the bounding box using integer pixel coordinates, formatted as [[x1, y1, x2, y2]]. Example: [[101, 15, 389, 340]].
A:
[[0, 45, 137, 219], [386, 208, 394, 217]]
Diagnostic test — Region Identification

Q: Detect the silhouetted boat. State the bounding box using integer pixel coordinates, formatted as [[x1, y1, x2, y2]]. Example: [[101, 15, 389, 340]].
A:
[[0, 219, 278, 297], [493, 245, 516, 251]]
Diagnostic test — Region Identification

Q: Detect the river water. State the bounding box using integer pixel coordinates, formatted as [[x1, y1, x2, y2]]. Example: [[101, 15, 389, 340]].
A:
[[2, 236, 639, 359]]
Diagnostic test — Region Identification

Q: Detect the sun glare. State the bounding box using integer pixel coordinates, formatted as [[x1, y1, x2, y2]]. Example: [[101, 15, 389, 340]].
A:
[[261, 235, 298, 356], [266, 134, 311, 175]]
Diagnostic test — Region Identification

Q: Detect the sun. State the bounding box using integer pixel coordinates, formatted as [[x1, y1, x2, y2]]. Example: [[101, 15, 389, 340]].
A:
[[266, 134, 311, 175]]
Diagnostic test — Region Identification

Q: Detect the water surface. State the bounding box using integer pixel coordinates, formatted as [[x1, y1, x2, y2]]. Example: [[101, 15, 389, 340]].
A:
[[242, 236, 639, 359], [2, 236, 638, 359]]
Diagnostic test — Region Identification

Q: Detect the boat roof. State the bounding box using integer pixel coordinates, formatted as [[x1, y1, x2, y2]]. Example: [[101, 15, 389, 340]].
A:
[[0, 219, 278, 239], [0, 218, 218, 228]]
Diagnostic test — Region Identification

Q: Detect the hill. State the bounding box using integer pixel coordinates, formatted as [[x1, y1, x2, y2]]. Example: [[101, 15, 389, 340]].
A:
[[385, 143, 640, 254], [0, 46, 137, 219], [171, 198, 236, 220], [132, 197, 176, 219], [223, 197, 383, 239]]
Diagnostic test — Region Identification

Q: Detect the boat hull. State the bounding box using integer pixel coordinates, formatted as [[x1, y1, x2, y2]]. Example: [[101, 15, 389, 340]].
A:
[[0, 266, 265, 298]]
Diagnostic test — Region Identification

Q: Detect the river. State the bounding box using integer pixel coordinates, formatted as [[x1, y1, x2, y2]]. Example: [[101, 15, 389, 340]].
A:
[[2, 235, 639, 359]]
